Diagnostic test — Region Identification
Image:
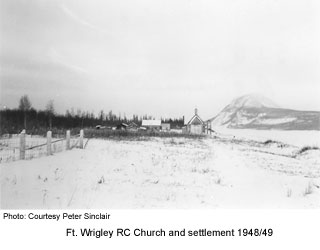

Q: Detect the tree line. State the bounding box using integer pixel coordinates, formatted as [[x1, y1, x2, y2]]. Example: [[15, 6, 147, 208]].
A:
[[0, 95, 185, 135]]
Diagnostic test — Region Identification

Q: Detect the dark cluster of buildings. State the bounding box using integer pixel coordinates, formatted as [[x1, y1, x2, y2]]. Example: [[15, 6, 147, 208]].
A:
[[96, 108, 213, 135]]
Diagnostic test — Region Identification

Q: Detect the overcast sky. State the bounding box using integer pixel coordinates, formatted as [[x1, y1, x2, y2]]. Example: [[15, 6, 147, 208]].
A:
[[1, 0, 319, 119]]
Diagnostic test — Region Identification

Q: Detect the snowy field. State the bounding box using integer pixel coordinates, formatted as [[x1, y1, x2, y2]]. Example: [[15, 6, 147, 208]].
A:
[[214, 127, 320, 147], [1, 129, 319, 209]]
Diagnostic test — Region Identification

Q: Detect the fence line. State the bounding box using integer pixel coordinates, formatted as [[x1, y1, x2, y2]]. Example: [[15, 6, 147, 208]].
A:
[[70, 137, 80, 149], [0, 129, 85, 163], [26, 138, 65, 150], [84, 138, 90, 149]]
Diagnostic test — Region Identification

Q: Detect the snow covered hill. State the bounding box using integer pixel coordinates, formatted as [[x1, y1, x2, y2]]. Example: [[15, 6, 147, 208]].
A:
[[210, 94, 320, 130], [227, 94, 279, 109]]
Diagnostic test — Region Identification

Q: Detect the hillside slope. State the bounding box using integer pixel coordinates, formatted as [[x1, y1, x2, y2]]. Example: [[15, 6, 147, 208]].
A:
[[210, 94, 320, 130]]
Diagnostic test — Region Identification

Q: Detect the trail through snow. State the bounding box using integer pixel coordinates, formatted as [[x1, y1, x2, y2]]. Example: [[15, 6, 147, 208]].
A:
[[1, 137, 319, 209]]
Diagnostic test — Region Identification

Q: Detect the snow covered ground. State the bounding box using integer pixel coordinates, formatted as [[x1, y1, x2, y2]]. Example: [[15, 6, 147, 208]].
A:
[[214, 127, 320, 147], [1, 132, 320, 209]]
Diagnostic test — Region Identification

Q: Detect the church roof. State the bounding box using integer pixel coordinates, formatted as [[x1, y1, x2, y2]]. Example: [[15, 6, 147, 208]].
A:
[[187, 114, 204, 125]]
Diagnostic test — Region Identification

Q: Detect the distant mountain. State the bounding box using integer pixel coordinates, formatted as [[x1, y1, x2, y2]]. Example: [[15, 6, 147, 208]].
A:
[[226, 94, 279, 109], [210, 94, 320, 130]]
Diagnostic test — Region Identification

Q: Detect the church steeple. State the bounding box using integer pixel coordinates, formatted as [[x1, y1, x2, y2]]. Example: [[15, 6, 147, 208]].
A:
[[195, 108, 198, 115]]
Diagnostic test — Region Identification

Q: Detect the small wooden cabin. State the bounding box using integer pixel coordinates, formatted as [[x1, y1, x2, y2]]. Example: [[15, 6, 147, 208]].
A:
[[161, 123, 170, 131], [142, 120, 161, 131], [127, 122, 139, 131], [116, 123, 128, 130]]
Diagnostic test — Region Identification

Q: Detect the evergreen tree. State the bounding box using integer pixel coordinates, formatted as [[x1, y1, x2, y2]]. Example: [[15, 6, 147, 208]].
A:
[[45, 100, 55, 130], [18, 95, 32, 130]]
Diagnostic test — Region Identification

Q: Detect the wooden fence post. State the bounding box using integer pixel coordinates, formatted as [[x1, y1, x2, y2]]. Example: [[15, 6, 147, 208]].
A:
[[66, 130, 70, 150], [79, 129, 84, 149], [47, 131, 52, 155], [19, 130, 26, 160]]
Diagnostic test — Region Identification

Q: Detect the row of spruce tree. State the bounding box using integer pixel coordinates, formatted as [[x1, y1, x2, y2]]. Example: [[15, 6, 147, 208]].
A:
[[0, 95, 184, 135]]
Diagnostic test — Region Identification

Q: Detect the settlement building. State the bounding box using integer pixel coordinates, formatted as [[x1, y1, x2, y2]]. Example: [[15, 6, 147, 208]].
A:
[[116, 123, 128, 130], [142, 120, 161, 131], [127, 122, 139, 131], [185, 108, 205, 134], [161, 123, 170, 131]]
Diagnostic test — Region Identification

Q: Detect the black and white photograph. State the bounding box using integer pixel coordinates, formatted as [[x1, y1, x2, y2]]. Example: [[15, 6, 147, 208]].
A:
[[1, 0, 319, 210]]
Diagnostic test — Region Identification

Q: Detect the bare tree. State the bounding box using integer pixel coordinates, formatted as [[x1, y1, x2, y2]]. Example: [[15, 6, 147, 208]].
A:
[[18, 95, 32, 130], [46, 100, 55, 130]]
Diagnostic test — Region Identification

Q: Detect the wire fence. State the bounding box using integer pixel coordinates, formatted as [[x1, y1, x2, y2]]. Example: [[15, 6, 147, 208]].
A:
[[0, 135, 20, 162], [0, 130, 84, 164]]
